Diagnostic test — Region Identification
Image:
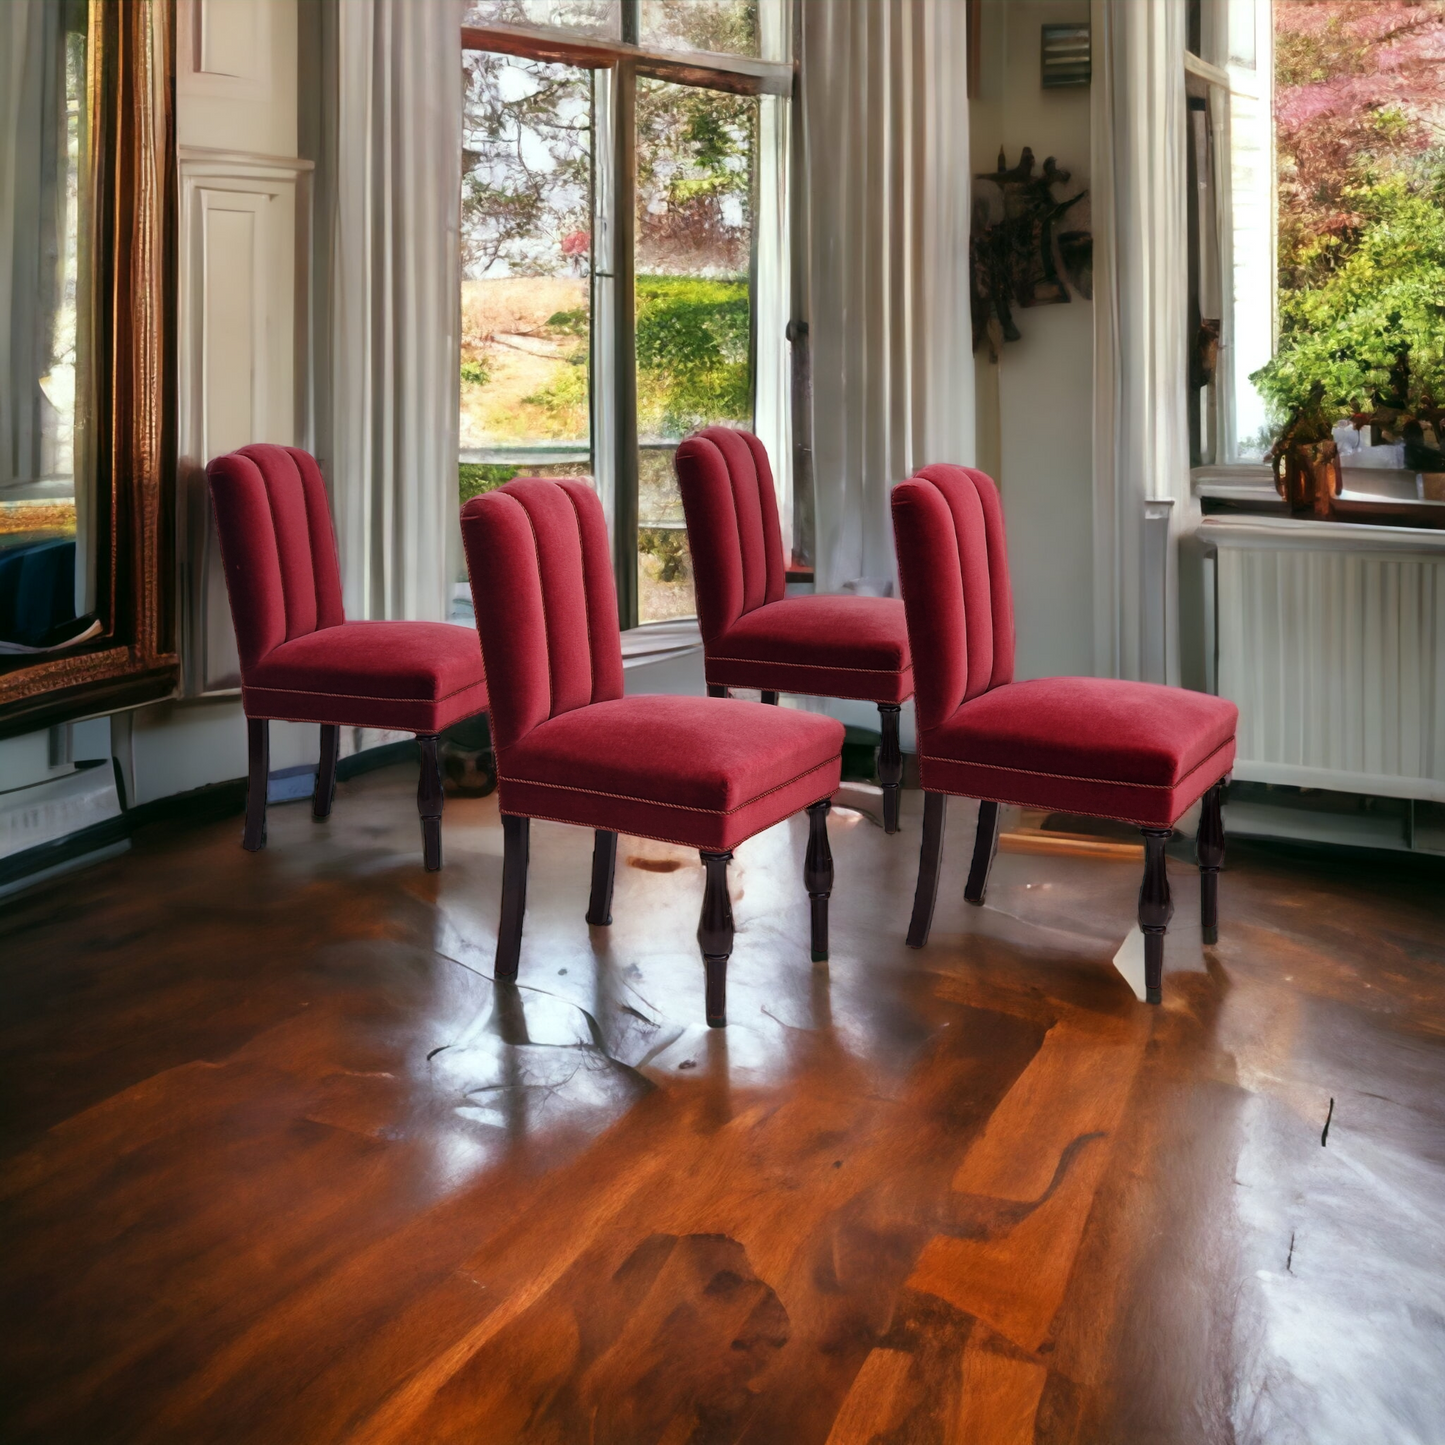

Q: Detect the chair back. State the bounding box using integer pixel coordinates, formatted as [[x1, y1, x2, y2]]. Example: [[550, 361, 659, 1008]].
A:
[[890, 465, 1016, 733], [673, 426, 787, 644], [206, 445, 345, 674], [460, 478, 623, 752]]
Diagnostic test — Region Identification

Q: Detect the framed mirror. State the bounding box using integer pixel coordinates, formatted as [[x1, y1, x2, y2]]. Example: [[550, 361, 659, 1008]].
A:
[[0, 0, 177, 737]]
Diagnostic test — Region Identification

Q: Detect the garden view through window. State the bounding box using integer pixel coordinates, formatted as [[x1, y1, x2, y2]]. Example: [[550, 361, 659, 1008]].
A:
[[635, 79, 755, 622], [1253, 1, 1445, 485], [460, 50, 594, 481], [460, 0, 768, 626]]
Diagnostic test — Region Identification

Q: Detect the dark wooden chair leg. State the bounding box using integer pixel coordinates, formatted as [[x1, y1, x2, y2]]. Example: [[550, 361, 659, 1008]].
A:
[[587, 829, 617, 925], [417, 734, 444, 871], [496, 814, 530, 980], [1139, 828, 1175, 1004], [313, 723, 339, 820], [698, 849, 735, 1027], [964, 799, 1000, 906], [805, 800, 834, 962], [243, 717, 269, 851], [877, 703, 902, 834], [1197, 782, 1225, 946], [906, 791, 947, 948], [761, 690, 779, 705], [707, 683, 730, 699]]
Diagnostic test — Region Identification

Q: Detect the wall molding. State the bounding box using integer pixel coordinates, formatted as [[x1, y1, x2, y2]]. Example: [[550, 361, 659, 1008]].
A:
[[176, 148, 310, 696]]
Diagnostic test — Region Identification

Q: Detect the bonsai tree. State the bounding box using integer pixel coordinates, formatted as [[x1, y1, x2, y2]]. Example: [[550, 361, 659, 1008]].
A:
[[1251, 176, 1445, 446], [1256, 3, 1445, 457]]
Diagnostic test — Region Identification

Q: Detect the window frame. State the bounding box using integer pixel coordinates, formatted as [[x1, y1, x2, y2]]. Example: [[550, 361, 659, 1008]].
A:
[[461, 3, 794, 629], [1186, 0, 1276, 486]]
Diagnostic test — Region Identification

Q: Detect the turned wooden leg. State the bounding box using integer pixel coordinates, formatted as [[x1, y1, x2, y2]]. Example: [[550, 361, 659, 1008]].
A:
[[707, 683, 730, 699], [805, 800, 834, 962], [964, 799, 1001, 906], [698, 849, 735, 1027], [1197, 782, 1225, 946], [761, 690, 779, 706], [496, 814, 530, 980], [587, 829, 617, 925], [243, 717, 269, 851], [1139, 828, 1175, 1005], [877, 703, 903, 835], [907, 791, 947, 948], [417, 734, 444, 871], [313, 723, 339, 820]]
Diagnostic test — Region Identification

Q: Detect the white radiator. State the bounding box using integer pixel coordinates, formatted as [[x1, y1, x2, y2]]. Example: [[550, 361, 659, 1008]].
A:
[[1202, 515, 1445, 803]]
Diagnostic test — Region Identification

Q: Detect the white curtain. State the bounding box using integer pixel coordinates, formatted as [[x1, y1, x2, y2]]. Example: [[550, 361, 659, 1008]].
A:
[[316, 0, 464, 623], [801, 0, 974, 595], [1090, 0, 1191, 683]]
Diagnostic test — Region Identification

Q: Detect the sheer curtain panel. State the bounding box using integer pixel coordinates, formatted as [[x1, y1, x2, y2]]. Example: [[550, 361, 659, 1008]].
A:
[[1090, 0, 1191, 684], [317, 0, 465, 624], [800, 0, 974, 596]]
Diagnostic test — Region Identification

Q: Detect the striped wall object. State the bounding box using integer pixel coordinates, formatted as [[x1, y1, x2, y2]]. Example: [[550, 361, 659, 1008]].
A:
[[1041, 23, 1090, 88]]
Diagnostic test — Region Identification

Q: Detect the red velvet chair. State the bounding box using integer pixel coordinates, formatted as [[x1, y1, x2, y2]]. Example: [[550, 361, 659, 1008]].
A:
[[674, 427, 913, 833], [207, 444, 489, 870], [890, 465, 1238, 1003], [461, 476, 844, 1027]]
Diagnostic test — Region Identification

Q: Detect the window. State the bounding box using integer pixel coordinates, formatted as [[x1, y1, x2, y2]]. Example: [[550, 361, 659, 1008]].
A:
[[635, 78, 757, 620], [460, 0, 792, 629], [1258, 2, 1445, 473], [1196, 0, 1445, 475], [1185, 0, 1274, 469]]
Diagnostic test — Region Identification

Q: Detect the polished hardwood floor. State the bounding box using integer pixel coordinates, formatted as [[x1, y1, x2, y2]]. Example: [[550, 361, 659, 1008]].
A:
[[2, 763, 1442, 1444]]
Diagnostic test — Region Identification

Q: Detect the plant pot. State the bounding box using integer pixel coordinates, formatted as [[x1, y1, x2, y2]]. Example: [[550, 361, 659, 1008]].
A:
[[1274, 438, 1343, 518]]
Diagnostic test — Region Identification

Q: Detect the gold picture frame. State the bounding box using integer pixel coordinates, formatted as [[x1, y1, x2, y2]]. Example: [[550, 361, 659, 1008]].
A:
[[0, 0, 178, 737]]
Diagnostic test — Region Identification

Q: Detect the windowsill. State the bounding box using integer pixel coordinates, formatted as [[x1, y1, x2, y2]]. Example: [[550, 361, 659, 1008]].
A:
[[621, 617, 701, 668], [1193, 464, 1445, 532], [1198, 512, 1445, 553]]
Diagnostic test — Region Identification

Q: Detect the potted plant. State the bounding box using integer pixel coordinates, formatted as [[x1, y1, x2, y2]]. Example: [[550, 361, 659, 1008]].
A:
[[1264, 383, 1343, 517], [1251, 176, 1445, 516]]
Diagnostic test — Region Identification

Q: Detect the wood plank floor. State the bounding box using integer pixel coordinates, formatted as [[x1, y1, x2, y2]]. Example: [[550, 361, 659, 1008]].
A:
[[1, 765, 1442, 1444]]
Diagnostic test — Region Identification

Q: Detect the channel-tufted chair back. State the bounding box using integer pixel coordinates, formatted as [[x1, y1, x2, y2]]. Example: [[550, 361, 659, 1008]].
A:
[[207, 444, 345, 673], [673, 425, 787, 644], [460, 478, 623, 752], [889, 465, 1016, 733]]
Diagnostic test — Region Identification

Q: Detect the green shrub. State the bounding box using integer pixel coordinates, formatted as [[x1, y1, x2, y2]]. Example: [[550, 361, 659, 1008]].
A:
[[1252, 175, 1445, 424], [459, 463, 518, 503], [634, 274, 751, 436], [638, 526, 691, 583], [460, 358, 489, 387], [522, 355, 589, 413]]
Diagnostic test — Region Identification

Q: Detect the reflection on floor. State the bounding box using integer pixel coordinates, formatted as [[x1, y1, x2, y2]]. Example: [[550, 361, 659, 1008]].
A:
[[1, 763, 1442, 1444]]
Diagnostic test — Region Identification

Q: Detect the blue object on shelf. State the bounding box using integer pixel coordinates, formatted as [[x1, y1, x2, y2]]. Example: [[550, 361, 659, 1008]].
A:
[[0, 537, 77, 647]]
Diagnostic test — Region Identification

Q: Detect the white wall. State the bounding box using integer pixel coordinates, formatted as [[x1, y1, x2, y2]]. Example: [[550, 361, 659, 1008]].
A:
[[972, 0, 1095, 682]]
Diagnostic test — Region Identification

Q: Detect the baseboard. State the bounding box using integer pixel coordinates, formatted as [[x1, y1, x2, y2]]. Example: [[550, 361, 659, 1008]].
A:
[[0, 840, 131, 900], [337, 739, 416, 782], [0, 812, 134, 890], [0, 740, 420, 895]]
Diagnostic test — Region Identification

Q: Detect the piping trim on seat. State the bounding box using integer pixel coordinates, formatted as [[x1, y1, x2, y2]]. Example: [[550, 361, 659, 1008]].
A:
[[500, 755, 840, 817], [920, 734, 1235, 792]]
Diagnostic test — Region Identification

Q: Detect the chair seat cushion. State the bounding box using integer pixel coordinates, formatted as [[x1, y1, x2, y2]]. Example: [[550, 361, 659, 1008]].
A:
[[705, 595, 912, 703], [499, 695, 844, 851], [243, 620, 489, 734], [921, 677, 1238, 828]]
